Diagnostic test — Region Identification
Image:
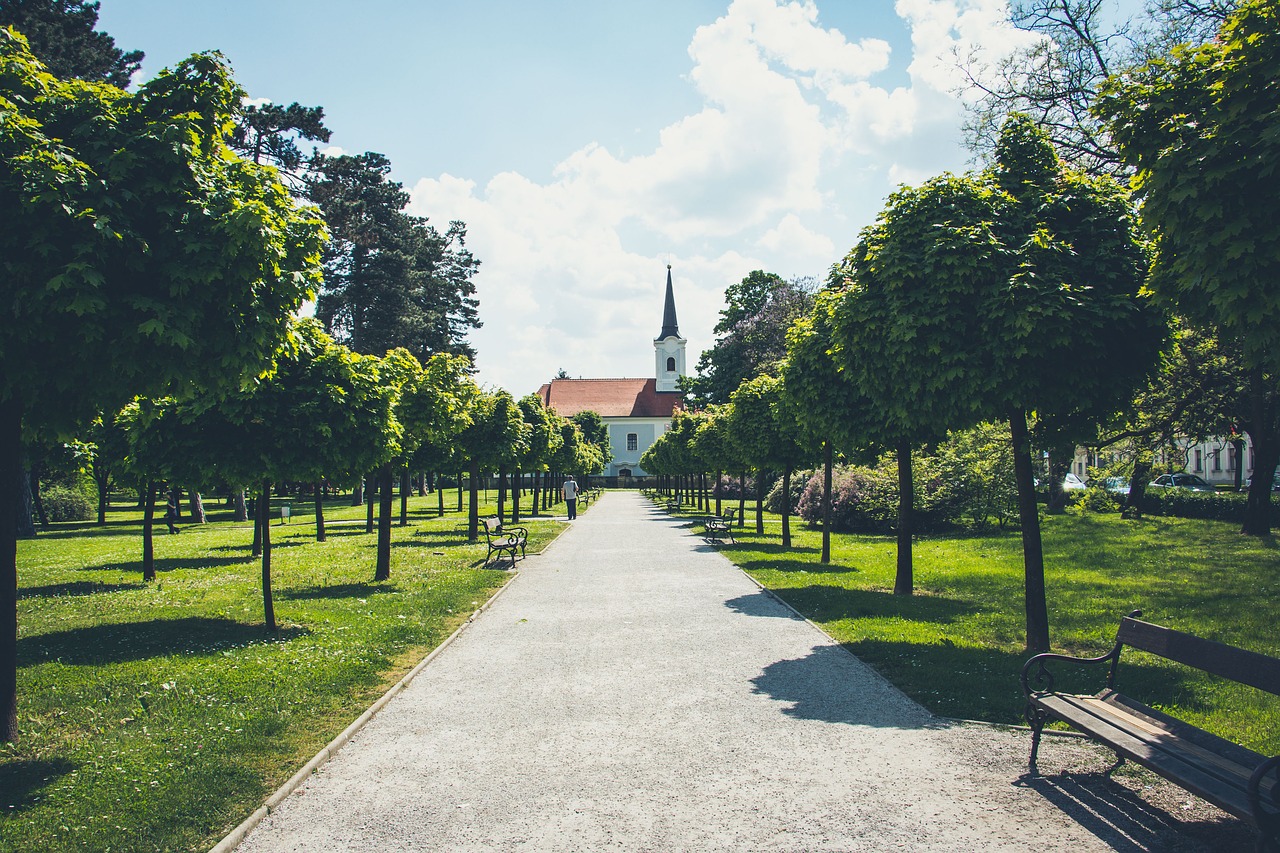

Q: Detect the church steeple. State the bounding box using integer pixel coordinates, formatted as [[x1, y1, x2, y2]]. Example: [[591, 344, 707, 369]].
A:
[[658, 265, 680, 339], [653, 265, 687, 393]]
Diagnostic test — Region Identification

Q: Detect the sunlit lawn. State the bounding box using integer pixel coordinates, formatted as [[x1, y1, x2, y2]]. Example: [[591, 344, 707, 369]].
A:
[[1, 490, 566, 853], [671, 499, 1280, 755]]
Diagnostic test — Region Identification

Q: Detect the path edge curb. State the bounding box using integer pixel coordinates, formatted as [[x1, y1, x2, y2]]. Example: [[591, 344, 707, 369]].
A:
[[208, 567, 524, 853]]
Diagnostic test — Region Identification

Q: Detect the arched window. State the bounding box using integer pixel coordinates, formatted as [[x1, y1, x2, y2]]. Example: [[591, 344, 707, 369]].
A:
[[618, 468, 633, 478], [666, 357, 676, 372]]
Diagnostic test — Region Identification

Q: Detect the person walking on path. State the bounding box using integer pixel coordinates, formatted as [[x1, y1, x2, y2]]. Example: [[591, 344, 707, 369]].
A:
[[562, 475, 578, 520], [162, 490, 179, 534]]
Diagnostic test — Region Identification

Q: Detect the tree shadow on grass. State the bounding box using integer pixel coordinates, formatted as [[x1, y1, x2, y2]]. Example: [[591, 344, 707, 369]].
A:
[[737, 557, 861, 575], [402, 528, 471, 549], [279, 582, 399, 601], [0, 758, 77, 812], [767, 584, 979, 626], [76, 555, 255, 574], [18, 617, 309, 667], [18, 580, 146, 600], [737, 542, 822, 556]]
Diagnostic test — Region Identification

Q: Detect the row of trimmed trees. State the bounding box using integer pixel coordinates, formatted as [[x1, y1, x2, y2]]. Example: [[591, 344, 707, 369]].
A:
[[650, 0, 1280, 658]]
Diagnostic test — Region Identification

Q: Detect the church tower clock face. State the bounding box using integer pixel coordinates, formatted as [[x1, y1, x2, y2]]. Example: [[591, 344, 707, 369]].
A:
[[654, 265, 687, 392]]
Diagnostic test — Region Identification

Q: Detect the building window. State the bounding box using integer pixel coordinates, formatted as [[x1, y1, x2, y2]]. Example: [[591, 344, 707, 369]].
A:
[[627, 433, 638, 452], [618, 468, 632, 478], [1228, 446, 1236, 471], [1194, 449, 1203, 472], [666, 357, 676, 372], [1211, 449, 1221, 472]]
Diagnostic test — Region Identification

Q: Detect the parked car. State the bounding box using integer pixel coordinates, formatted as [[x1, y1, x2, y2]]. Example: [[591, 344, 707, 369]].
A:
[[1062, 473, 1088, 491], [1246, 471, 1280, 492], [1103, 477, 1130, 496], [1149, 473, 1216, 492]]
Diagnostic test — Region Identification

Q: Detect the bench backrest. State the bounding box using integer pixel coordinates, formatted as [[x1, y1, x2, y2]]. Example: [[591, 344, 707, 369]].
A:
[[1117, 615, 1280, 696], [482, 517, 502, 536]]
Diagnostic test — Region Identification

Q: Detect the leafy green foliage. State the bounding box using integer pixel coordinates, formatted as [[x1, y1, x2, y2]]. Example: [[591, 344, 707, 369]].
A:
[[684, 271, 816, 407], [1, 32, 325, 435], [0, 0, 142, 87], [307, 152, 480, 361]]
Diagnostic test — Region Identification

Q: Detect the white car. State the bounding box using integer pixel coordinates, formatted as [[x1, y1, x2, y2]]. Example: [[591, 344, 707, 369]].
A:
[[1062, 473, 1088, 491]]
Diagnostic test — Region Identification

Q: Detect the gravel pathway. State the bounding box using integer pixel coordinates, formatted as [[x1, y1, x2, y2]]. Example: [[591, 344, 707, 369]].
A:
[[233, 492, 1236, 852]]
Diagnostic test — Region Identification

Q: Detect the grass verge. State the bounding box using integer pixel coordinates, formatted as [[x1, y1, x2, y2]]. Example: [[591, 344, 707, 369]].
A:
[[2, 492, 566, 852], [674, 501, 1279, 755]]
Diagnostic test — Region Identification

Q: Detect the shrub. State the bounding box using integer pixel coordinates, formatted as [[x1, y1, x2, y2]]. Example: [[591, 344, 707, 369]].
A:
[[41, 484, 94, 522], [765, 470, 811, 514], [1140, 488, 1249, 522], [796, 465, 896, 532]]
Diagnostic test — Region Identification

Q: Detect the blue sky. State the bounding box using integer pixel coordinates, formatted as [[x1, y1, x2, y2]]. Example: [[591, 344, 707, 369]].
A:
[[97, 1, 1032, 396]]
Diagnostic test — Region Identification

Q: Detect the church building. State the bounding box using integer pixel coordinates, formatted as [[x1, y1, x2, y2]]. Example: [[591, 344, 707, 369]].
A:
[[535, 266, 687, 478]]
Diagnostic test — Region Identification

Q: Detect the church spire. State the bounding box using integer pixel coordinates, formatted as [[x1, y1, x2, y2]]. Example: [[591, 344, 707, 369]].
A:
[[658, 264, 680, 339]]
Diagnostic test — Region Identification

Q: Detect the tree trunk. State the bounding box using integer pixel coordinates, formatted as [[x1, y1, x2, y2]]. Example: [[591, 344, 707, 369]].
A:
[[1232, 437, 1246, 492], [1010, 409, 1050, 652], [29, 462, 48, 529], [400, 468, 410, 527], [456, 474, 463, 513], [16, 469, 34, 540], [1123, 453, 1153, 519], [755, 469, 764, 534], [143, 481, 157, 582], [894, 441, 914, 596], [315, 482, 327, 542], [497, 469, 508, 523], [738, 472, 746, 528], [531, 471, 541, 517], [1242, 370, 1278, 536], [251, 493, 262, 558], [234, 489, 248, 523], [95, 471, 110, 525], [437, 474, 445, 517], [375, 466, 393, 581], [511, 469, 521, 524], [1045, 446, 1071, 514], [468, 463, 481, 541], [1, 398, 23, 742], [365, 470, 376, 534], [259, 481, 277, 633], [715, 469, 723, 517], [351, 477, 363, 507], [187, 491, 206, 524], [781, 466, 792, 548], [821, 439, 833, 565]]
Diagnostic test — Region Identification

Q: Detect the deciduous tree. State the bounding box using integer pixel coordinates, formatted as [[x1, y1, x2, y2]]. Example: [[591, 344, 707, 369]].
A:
[[0, 34, 324, 741], [1095, 0, 1280, 533]]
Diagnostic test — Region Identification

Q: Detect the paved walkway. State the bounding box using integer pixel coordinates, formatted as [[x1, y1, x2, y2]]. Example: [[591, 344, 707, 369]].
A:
[[235, 492, 1227, 852]]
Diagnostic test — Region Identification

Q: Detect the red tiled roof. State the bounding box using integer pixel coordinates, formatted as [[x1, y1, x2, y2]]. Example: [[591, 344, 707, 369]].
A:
[[535, 378, 683, 419]]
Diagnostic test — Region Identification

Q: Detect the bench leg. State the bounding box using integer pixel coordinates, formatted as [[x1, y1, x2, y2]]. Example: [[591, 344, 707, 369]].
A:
[[1026, 704, 1047, 775], [1249, 755, 1280, 853]]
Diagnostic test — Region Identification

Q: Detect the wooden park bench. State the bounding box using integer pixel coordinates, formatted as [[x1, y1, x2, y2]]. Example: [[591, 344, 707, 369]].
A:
[[703, 508, 738, 544], [665, 498, 680, 513], [481, 517, 527, 569], [1021, 610, 1280, 851]]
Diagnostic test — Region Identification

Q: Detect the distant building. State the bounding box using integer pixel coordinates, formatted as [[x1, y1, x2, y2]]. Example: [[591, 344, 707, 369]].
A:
[[535, 267, 686, 478]]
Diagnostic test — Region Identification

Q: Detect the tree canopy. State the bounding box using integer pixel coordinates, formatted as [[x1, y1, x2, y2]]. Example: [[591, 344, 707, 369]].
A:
[[1, 33, 326, 741], [0, 0, 142, 87], [684, 271, 816, 407], [1095, 0, 1280, 533]]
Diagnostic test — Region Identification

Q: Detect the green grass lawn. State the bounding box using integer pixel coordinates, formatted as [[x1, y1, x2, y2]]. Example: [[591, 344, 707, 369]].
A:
[[2, 491, 567, 853], [673, 500, 1279, 755]]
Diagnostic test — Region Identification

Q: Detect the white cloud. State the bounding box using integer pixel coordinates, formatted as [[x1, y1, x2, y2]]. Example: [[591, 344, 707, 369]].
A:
[[407, 0, 1030, 396]]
